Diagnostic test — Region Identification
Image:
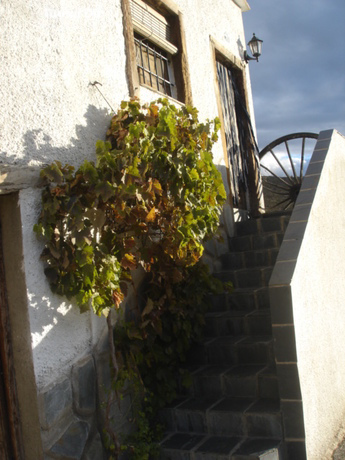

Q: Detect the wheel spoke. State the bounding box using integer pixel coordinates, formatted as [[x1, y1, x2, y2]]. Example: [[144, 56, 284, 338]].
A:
[[263, 184, 291, 196], [259, 132, 318, 211], [283, 200, 294, 211], [300, 137, 306, 180], [273, 196, 293, 209], [268, 149, 295, 184], [285, 140, 298, 182], [260, 164, 294, 188], [263, 180, 293, 193]]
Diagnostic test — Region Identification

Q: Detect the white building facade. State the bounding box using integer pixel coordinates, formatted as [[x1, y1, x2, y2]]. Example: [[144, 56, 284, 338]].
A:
[[0, 1, 262, 457]]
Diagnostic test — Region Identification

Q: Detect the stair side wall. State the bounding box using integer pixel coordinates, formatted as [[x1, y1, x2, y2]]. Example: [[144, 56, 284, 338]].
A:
[[270, 129, 345, 460]]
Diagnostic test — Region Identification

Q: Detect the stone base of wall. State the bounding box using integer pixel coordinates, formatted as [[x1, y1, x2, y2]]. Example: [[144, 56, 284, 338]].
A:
[[38, 331, 134, 460]]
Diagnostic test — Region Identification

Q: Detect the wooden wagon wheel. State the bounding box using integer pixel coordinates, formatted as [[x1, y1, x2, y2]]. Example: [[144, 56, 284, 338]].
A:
[[259, 132, 318, 210]]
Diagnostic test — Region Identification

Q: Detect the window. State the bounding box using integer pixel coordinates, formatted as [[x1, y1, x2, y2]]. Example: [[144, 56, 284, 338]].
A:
[[130, 0, 177, 98], [134, 32, 175, 97], [123, 0, 191, 103]]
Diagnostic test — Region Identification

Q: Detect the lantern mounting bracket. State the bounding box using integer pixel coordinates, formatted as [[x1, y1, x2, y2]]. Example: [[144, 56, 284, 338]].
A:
[[244, 33, 263, 63]]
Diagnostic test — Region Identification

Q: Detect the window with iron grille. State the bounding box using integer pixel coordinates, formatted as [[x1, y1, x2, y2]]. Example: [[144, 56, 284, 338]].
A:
[[130, 0, 181, 100], [134, 32, 174, 97]]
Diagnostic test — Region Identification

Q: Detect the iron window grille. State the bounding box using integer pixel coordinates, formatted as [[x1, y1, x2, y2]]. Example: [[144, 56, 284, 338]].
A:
[[134, 33, 174, 97]]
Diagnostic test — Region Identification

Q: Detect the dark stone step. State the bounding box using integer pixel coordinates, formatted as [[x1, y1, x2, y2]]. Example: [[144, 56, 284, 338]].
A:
[[215, 266, 273, 289], [208, 287, 270, 313], [229, 437, 282, 459], [206, 336, 239, 366], [187, 335, 274, 367], [220, 248, 279, 270], [235, 213, 291, 237], [209, 398, 282, 439], [224, 365, 278, 400], [236, 336, 275, 366], [204, 310, 272, 338], [162, 397, 282, 439], [229, 232, 284, 253], [245, 399, 283, 439], [173, 397, 220, 434], [158, 213, 289, 460], [189, 364, 279, 401], [160, 434, 282, 460]]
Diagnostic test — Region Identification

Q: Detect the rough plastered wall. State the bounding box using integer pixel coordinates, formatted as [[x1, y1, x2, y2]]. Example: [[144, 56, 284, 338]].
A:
[[0, 0, 255, 456], [0, 0, 129, 389], [0, 0, 253, 390], [291, 130, 345, 459]]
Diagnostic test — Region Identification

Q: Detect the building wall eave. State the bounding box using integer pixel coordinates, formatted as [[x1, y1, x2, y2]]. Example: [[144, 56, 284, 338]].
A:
[[232, 0, 250, 12]]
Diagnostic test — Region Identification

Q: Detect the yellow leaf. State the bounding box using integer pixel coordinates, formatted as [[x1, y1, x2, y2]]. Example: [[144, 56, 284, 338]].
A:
[[145, 207, 156, 222], [121, 253, 137, 270], [152, 179, 163, 195], [141, 298, 154, 317], [112, 290, 124, 308]]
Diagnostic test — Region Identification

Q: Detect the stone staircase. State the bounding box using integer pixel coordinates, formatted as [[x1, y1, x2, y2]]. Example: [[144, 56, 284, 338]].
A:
[[159, 211, 291, 460]]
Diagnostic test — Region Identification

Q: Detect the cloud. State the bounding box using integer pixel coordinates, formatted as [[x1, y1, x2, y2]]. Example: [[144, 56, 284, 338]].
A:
[[259, 136, 317, 176], [260, 152, 310, 177], [243, 0, 345, 150]]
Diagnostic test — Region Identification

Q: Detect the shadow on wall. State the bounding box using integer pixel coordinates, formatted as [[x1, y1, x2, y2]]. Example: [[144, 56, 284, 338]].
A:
[[19, 105, 111, 167], [24, 107, 236, 378], [22, 105, 113, 379], [237, 37, 245, 61]]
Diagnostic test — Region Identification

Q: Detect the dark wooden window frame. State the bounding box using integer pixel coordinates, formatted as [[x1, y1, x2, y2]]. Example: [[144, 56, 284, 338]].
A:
[[121, 0, 192, 105]]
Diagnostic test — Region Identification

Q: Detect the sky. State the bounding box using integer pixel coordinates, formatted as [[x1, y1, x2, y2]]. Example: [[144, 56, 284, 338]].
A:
[[243, 0, 345, 154]]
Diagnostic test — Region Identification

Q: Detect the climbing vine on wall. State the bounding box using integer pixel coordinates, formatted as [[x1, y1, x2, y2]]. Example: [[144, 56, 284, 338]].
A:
[[34, 98, 231, 458]]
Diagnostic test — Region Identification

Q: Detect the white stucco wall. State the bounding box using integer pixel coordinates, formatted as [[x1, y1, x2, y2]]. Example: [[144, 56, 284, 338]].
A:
[[291, 130, 345, 459], [0, 0, 128, 168], [0, 0, 128, 389], [0, 0, 254, 389]]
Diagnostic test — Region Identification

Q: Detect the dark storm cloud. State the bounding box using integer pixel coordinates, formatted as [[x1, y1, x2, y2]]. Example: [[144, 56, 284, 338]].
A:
[[243, 0, 345, 150]]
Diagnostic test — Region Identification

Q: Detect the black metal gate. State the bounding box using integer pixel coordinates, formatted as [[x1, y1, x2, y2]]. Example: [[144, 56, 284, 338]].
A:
[[216, 60, 260, 211]]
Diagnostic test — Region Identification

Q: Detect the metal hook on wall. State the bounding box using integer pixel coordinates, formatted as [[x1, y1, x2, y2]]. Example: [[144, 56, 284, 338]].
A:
[[89, 81, 115, 113]]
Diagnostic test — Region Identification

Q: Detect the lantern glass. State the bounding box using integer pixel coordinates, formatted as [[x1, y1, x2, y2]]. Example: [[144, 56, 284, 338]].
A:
[[248, 33, 263, 59]]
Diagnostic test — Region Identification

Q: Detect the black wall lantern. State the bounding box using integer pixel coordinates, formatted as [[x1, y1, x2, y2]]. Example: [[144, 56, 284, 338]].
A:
[[244, 33, 263, 63]]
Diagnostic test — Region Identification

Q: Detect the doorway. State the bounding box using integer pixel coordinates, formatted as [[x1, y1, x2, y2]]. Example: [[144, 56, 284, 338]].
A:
[[0, 220, 23, 459], [216, 57, 261, 215], [0, 193, 43, 459]]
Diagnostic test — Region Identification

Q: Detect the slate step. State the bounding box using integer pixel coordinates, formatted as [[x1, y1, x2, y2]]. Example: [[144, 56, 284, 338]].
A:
[[235, 213, 291, 237], [159, 213, 289, 460], [219, 248, 279, 271], [204, 309, 272, 338], [229, 232, 284, 253], [186, 364, 279, 400], [220, 247, 279, 270], [215, 266, 273, 289], [162, 397, 282, 439], [160, 433, 282, 460], [187, 335, 274, 367], [209, 287, 270, 313]]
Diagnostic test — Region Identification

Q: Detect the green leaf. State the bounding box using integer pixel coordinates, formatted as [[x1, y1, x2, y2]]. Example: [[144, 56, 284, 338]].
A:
[[85, 208, 106, 230], [40, 162, 64, 184], [141, 298, 154, 317], [95, 181, 115, 202], [80, 161, 98, 182]]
